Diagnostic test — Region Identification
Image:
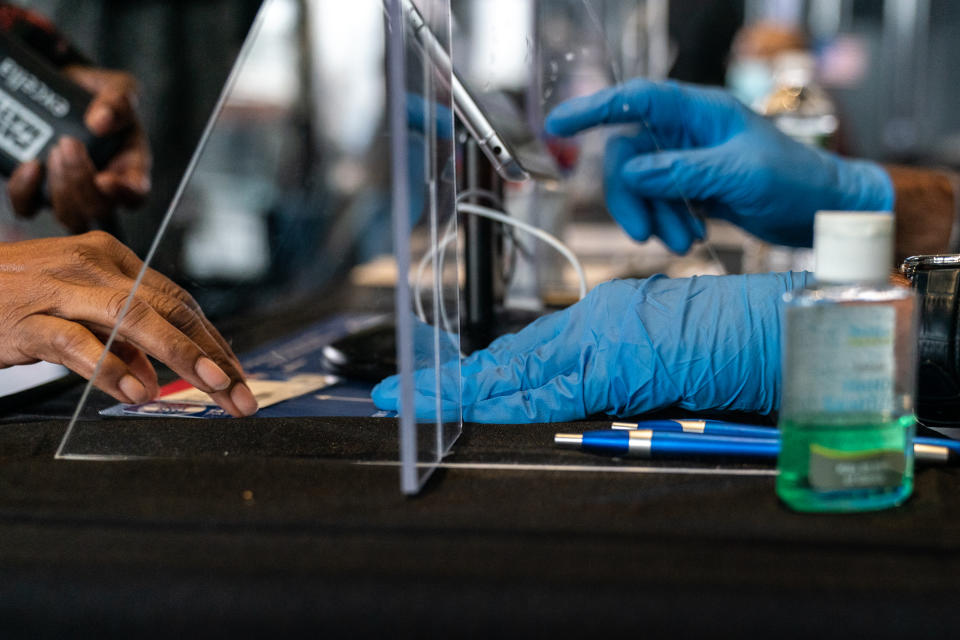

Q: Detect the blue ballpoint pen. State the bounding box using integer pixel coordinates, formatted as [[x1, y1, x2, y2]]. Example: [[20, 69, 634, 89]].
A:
[[612, 419, 779, 439], [554, 429, 780, 460], [612, 419, 960, 456], [558, 428, 956, 464]]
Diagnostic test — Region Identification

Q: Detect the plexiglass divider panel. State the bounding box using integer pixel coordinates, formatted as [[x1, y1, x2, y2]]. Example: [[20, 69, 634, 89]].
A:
[[56, 1, 274, 461], [56, 0, 463, 495], [390, 0, 462, 493]]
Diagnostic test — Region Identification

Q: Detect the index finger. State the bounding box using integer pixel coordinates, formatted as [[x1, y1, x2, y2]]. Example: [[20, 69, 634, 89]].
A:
[[545, 78, 688, 137]]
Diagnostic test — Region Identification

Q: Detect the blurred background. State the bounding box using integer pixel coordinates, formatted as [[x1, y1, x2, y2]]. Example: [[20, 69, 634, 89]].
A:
[[3, 0, 960, 323]]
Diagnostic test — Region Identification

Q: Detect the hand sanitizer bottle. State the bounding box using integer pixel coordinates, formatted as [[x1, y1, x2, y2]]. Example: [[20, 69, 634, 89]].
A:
[[777, 211, 917, 512]]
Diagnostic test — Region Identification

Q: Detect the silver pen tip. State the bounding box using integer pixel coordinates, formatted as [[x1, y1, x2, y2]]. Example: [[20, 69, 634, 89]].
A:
[[554, 433, 583, 448]]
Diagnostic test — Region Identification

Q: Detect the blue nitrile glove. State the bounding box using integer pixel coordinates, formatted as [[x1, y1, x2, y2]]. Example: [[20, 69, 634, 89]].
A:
[[372, 271, 809, 423], [545, 79, 894, 253]]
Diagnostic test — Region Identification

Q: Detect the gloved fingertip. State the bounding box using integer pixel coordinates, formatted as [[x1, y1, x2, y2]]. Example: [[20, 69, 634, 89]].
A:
[[544, 106, 575, 137], [545, 88, 617, 137], [370, 396, 394, 412], [370, 375, 400, 408]]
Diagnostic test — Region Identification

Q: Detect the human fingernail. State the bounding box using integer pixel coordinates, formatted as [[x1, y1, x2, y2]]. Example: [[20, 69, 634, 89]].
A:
[[87, 104, 113, 133], [230, 383, 259, 416], [119, 374, 150, 404], [195, 356, 230, 391]]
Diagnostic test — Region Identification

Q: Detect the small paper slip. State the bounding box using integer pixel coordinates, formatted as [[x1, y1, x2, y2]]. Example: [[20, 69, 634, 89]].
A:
[[119, 373, 339, 418]]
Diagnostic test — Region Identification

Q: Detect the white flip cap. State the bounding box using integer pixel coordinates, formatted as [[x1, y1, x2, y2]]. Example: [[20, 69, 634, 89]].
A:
[[813, 211, 893, 284]]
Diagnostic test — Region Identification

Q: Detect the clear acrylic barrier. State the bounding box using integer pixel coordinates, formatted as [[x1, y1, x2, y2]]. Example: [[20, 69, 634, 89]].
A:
[[389, 0, 462, 492], [56, 0, 462, 494]]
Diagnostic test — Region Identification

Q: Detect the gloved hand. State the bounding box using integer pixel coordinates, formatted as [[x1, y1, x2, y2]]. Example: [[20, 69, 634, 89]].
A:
[[372, 271, 808, 423], [545, 79, 893, 252]]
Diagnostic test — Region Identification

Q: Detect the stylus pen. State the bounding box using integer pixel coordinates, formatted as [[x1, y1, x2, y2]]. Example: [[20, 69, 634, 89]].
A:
[[555, 429, 956, 464], [612, 419, 960, 455]]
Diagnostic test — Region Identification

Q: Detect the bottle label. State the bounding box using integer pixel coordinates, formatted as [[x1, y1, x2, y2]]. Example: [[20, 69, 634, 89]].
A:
[[784, 305, 895, 414], [808, 444, 905, 490]]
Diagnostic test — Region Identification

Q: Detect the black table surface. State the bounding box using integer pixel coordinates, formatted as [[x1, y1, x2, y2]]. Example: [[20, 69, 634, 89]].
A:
[[1, 301, 959, 637]]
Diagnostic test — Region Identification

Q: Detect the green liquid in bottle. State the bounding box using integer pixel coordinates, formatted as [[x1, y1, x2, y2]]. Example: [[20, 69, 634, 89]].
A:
[[776, 414, 915, 512]]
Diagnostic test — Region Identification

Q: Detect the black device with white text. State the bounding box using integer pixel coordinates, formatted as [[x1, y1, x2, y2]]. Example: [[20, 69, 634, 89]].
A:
[[0, 30, 122, 176]]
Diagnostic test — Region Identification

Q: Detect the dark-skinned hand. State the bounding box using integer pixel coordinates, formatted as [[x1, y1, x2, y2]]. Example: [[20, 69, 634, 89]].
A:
[[0, 231, 257, 416]]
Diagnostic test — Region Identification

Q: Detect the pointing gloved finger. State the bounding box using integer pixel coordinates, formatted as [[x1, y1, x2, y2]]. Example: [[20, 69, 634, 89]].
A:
[[545, 79, 659, 136], [545, 78, 702, 138]]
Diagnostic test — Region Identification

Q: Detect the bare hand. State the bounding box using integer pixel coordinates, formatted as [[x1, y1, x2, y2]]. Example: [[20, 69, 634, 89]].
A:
[[0, 231, 257, 416], [7, 66, 152, 232]]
